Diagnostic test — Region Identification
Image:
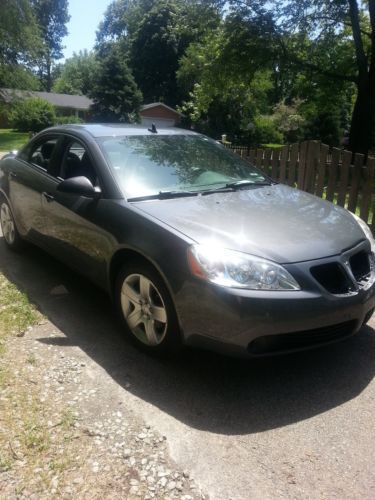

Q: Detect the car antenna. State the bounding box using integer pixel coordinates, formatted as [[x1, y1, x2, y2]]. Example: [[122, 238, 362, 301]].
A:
[[148, 123, 158, 133]]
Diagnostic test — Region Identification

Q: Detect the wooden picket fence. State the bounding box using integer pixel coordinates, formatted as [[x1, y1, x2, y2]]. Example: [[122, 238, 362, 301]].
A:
[[226, 141, 375, 230]]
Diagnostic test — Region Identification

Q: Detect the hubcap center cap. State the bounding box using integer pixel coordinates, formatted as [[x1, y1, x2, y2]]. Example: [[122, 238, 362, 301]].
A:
[[141, 303, 151, 316]]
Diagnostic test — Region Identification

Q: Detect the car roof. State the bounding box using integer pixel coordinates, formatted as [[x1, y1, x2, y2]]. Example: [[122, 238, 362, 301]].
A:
[[43, 123, 199, 138]]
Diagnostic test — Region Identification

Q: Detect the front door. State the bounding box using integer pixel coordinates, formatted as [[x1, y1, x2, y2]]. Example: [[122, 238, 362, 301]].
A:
[[42, 138, 114, 287]]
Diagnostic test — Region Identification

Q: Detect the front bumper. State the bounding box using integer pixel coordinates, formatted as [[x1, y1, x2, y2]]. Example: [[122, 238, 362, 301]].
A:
[[175, 243, 375, 357]]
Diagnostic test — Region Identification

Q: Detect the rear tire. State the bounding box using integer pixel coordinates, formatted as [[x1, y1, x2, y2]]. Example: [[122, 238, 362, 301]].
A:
[[115, 259, 182, 356], [0, 197, 24, 251]]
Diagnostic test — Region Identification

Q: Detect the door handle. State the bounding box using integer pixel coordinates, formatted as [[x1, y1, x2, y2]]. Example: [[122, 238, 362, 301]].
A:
[[42, 192, 54, 203], [9, 172, 17, 179]]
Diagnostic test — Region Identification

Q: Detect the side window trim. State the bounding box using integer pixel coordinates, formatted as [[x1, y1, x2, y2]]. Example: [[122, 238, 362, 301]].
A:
[[58, 137, 102, 189], [46, 136, 66, 178]]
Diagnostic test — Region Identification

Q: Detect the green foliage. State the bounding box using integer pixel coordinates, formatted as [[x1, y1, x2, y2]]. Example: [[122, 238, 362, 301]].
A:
[[129, 0, 220, 104], [178, 26, 274, 140], [251, 115, 283, 146], [2, 0, 373, 151], [0, 0, 42, 66], [96, 0, 132, 43], [9, 98, 56, 132], [54, 115, 83, 125], [31, 0, 70, 91], [176, 0, 374, 148], [97, 0, 221, 44], [129, 1, 182, 104], [53, 51, 99, 95], [0, 64, 40, 90], [303, 107, 342, 146], [89, 44, 142, 122], [96, 1, 221, 105], [272, 100, 305, 144], [0, 0, 42, 92]]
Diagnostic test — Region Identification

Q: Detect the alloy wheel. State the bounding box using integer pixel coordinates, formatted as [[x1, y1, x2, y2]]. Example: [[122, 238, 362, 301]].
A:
[[120, 273, 168, 346], [0, 202, 16, 245]]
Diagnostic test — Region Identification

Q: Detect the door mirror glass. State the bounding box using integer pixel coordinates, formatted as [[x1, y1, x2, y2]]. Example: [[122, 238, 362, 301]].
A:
[[57, 176, 102, 198]]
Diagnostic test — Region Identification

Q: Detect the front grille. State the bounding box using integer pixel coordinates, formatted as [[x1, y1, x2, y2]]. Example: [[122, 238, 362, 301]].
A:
[[310, 262, 353, 294], [248, 320, 357, 355], [349, 251, 370, 282], [310, 250, 373, 294]]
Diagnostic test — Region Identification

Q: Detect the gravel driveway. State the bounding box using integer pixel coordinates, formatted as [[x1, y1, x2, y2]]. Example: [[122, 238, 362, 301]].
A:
[[1, 234, 374, 499]]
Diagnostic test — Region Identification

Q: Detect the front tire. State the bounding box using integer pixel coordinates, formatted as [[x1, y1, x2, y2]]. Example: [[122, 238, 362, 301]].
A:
[[115, 260, 182, 356], [0, 198, 23, 251]]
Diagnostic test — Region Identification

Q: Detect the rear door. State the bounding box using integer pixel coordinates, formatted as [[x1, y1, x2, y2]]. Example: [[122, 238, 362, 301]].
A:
[[9, 135, 63, 245]]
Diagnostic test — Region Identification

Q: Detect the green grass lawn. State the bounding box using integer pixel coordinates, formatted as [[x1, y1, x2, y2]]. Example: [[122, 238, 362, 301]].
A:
[[261, 143, 284, 149], [0, 129, 29, 151]]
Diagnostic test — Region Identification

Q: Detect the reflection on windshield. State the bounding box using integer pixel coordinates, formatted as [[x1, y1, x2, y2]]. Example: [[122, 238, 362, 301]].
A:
[[99, 134, 267, 199]]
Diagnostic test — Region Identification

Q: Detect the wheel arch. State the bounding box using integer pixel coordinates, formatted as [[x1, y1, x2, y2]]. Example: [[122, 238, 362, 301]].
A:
[[0, 189, 23, 235], [109, 248, 174, 301], [0, 188, 10, 203], [109, 247, 184, 334]]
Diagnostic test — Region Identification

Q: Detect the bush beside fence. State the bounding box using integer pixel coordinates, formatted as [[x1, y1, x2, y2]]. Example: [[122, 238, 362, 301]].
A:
[[226, 141, 375, 231]]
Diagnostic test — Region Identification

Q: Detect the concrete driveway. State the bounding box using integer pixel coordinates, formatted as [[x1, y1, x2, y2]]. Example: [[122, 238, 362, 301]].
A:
[[0, 234, 374, 499]]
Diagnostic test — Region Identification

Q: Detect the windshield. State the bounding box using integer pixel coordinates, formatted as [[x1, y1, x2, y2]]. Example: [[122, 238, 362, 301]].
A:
[[98, 134, 268, 199]]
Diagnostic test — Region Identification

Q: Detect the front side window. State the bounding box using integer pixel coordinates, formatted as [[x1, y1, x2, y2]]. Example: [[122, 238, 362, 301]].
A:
[[60, 141, 98, 186], [98, 134, 267, 199], [29, 138, 58, 170]]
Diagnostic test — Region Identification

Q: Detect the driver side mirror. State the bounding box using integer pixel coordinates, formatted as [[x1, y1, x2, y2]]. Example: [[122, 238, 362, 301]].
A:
[[57, 176, 102, 199]]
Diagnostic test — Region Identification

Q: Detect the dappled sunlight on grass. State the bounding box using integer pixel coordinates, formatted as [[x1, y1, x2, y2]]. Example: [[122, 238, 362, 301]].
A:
[[0, 129, 29, 151]]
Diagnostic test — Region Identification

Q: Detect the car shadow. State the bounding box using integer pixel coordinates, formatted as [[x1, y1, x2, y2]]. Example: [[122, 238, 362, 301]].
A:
[[1, 237, 375, 435]]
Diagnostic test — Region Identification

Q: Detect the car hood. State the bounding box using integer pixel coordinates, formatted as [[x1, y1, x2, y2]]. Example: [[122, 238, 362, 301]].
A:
[[132, 184, 365, 263]]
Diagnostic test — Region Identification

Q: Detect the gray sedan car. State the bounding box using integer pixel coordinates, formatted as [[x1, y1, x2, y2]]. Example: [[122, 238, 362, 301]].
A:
[[1, 124, 374, 356]]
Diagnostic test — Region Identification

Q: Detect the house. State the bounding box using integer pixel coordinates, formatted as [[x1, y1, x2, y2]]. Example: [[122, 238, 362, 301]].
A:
[[0, 88, 93, 127], [140, 102, 182, 128]]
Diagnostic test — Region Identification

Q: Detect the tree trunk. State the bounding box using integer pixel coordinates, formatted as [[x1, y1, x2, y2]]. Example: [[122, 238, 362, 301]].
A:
[[348, 0, 375, 154], [349, 71, 375, 154], [46, 52, 52, 92]]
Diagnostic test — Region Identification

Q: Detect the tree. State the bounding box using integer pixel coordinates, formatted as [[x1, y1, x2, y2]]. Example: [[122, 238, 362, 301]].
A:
[[0, 0, 42, 66], [96, 0, 133, 43], [31, 0, 70, 91], [227, 0, 375, 153], [89, 44, 142, 122], [96, 0, 221, 105], [53, 50, 99, 95], [129, 1, 182, 104], [177, 24, 276, 140], [0, 64, 40, 90]]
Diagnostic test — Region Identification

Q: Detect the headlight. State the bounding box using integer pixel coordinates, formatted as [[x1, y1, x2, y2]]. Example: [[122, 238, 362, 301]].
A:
[[352, 213, 375, 253], [187, 245, 300, 290]]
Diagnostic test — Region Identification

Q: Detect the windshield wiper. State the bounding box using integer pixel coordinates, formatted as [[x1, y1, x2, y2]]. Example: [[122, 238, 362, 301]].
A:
[[200, 179, 273, 195], [225, 179, 272, 188], [128, 190, 198, 202], [128, 181, 274, 201]]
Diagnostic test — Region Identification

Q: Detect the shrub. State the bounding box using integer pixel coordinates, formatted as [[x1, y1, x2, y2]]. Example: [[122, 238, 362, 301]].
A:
[[273, 100, 305, 143], [54, 115, 83, 125], [252, 115, 283, 146], [9, 98, 56, 132]]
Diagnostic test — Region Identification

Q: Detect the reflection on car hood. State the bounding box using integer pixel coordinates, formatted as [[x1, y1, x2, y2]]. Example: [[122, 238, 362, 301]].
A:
[[133, 184, 365, 263]]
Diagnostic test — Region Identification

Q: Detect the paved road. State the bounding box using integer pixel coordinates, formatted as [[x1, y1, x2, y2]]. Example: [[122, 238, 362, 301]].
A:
[[0, 234, 374, 499]]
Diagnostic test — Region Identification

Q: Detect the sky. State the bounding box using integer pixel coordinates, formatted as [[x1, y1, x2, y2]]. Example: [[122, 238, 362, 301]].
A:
[[63, 0, 113, 60]]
